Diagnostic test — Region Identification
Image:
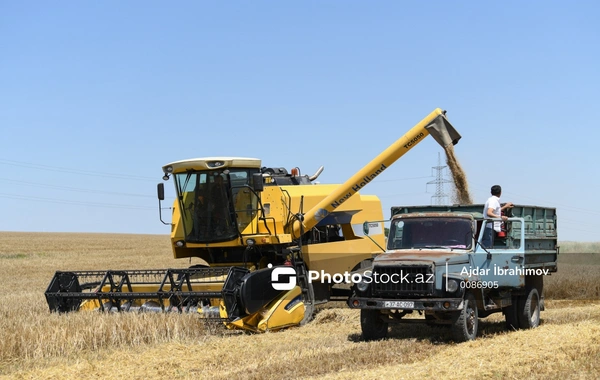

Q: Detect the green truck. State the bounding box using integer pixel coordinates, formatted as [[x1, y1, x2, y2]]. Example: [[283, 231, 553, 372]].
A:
[[348, 204, 558, 342]]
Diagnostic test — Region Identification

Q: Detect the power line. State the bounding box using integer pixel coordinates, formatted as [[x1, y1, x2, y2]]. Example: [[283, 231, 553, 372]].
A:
[[0, 178, 156, 198], [469, 182, 600, 216], [0, 192, 156, 210], [0, 159, 157, 182], [378, 191, 428, 199], [377, 175, 433, 183]]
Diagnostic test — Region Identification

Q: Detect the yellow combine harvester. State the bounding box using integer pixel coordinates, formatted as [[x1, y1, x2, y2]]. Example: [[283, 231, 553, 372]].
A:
[[45, 108, 461, 332]]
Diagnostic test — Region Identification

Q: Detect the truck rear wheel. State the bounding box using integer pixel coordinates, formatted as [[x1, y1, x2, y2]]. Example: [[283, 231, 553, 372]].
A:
[[361, 309, 388, 341], [503, 297, 520, 330], [451, 292, 478, 342], [517, 287, 540, 329]]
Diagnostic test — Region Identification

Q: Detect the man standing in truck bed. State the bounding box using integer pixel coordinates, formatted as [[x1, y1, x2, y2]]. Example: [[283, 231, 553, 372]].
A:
[[482, 185, 513, 248]]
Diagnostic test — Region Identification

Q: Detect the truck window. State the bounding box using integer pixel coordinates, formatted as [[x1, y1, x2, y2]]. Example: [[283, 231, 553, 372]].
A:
[[388, 218, 472, 250], [480, 219, 522, 250]]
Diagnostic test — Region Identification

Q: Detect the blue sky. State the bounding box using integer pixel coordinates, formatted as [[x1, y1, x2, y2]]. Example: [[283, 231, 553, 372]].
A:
[[1, 1, 598, 241]]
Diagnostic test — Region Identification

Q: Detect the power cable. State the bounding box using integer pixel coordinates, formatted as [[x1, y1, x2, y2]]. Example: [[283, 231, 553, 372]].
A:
[[469, 182, 600, 216], [0, 159, 157, 182], [0, 192, 156, 210], [377, 175, 433, 183], [0, 178, 156, 198], [378, 191, 428, 199]]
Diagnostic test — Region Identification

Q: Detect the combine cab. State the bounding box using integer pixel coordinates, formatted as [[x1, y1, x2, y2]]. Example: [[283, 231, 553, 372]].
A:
[[45, 108, 462, 332]]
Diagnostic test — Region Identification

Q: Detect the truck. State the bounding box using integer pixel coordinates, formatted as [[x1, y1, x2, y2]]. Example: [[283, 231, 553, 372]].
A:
[[348, 204, 558, 341], [45, 108, 462, 333]]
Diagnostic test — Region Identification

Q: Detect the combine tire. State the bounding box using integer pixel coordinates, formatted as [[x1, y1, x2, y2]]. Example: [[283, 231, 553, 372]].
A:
[[451, 292, 478, 342], [517, 287, 540, 329], [361, 309, 388, 341], [300, 280, 315, 326]]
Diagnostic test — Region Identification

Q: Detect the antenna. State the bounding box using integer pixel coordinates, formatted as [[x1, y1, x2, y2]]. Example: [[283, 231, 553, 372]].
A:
[[427, 152, 453, 205]]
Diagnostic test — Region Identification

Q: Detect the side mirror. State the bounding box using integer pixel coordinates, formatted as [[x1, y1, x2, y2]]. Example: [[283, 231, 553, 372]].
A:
[[252, 173, 264, 192], [157, 183, 165, 201], [157, 183, 169, 225]]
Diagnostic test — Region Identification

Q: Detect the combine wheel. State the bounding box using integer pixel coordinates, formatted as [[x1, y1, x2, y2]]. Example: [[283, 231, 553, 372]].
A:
[[295, 263, 315, 326], [361, 309, 388, 341], [300, 281, 315, 326], [451, 292, 478, 342]]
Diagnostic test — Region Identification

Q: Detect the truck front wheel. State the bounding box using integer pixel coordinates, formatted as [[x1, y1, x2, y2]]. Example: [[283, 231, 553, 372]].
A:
[[518, 287, 540, 329], [451, 292, 478, 342], [361, 309, 388, 341]]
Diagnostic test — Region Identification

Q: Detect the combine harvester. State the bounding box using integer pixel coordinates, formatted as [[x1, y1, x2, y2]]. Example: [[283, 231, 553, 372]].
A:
[[45, 108, 461, 332]]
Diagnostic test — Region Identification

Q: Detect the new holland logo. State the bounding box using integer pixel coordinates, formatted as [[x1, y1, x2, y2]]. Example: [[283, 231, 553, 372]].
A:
[[330, 163, 388, 209]]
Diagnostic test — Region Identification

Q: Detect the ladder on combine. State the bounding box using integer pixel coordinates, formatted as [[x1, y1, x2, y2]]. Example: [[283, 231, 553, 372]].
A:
[[287, 246, 315, 325]]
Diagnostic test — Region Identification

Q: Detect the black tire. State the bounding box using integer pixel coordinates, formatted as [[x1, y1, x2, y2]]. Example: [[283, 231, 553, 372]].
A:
[[361, 309, 388, 341], [300, 280, 315, 326], [451, 292, 478, 342], [297, 265, 315, 326], [517, 287, 540, 329], [503, 296, 520, 330]]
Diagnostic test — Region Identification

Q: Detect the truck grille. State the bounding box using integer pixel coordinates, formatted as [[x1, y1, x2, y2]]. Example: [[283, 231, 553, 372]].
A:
[[372, 265, 434, 296]]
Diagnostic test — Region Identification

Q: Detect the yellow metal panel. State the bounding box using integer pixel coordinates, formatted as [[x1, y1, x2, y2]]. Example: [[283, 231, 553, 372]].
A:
[[225, 286, 305, 332]]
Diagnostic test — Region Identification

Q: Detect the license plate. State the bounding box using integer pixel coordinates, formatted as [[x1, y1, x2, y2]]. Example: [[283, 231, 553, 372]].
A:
[[383, 301, 414, 309]]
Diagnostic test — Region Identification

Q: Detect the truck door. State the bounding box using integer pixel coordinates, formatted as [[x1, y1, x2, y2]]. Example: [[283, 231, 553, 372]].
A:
[[471, 217, 525, 288]]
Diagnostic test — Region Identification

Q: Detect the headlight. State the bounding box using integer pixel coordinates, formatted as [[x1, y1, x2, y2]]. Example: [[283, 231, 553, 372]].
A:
[[175, 240, 185, 248], [446, 278, 459, 293], [246, 238, 256, 246], [356, 275, 371, 292]]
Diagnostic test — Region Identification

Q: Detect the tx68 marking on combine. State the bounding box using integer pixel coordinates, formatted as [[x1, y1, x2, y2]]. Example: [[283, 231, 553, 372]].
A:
[[45, 108, 461, 333]]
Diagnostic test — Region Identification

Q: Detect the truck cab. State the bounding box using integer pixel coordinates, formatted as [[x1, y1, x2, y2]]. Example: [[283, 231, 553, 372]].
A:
[[348, 204, 558, 342]]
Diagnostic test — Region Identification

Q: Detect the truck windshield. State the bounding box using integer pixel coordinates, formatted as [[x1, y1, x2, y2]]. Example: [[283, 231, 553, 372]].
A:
[[174, 169, 259, 243], [387, 217, 473, 250]]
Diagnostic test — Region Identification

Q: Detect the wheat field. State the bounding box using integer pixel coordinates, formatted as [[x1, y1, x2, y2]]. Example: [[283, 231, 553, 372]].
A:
[[0, 232, 598, 379]]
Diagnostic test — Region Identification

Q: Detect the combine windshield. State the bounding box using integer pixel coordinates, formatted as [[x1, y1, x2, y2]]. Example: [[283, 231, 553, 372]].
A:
[[387, 217, 473, 250], [174, 169, 259, 243]]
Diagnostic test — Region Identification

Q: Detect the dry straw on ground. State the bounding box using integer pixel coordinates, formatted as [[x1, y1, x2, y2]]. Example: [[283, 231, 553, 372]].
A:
[[0, 232, 599, 379]]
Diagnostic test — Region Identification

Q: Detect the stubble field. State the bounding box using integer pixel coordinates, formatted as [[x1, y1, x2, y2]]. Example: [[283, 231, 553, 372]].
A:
[[0, 232, 598, 379]]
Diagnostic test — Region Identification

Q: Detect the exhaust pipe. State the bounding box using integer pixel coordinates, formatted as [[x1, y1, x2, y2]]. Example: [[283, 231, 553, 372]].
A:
[[309, 166, 324, 182]]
